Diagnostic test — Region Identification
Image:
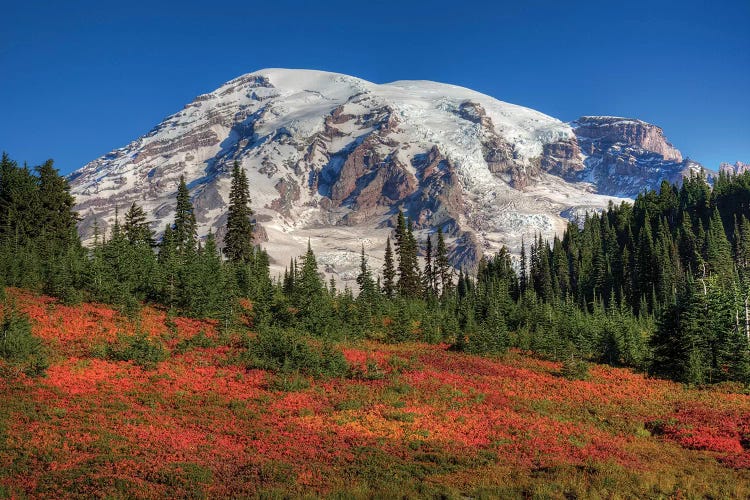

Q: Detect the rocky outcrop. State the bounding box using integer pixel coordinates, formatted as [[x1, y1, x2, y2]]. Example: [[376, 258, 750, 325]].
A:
[[720, 161, 750, 175], [569, 116, 701, 197], [270, 176, 301, 217], [541, 138, 584, 177], [574, 116, 682, 162], [456, 101, 532, 188]]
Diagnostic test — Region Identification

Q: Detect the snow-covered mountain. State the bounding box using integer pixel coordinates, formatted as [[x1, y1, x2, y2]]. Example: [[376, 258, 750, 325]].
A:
[[70, 69, 701, 280]]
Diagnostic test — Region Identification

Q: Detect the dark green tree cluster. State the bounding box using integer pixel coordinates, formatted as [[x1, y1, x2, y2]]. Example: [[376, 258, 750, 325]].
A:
[[512, 172, 750, 383], [0, 153, 82, 297]]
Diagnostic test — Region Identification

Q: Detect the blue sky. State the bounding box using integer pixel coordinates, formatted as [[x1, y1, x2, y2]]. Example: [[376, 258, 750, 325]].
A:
[[2, 0, 748, 174]]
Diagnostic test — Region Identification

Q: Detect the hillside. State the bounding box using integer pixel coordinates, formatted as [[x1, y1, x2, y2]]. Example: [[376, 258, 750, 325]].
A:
[[0, 290, 748, 498]]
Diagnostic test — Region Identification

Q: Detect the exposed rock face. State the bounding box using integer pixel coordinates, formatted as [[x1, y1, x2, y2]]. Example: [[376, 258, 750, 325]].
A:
[[720, 161, 750, 175], [568, 116, 701, 197], [69, 69, 702, 279], [574, 116, 682, 162], [541, 138, 584, 177]]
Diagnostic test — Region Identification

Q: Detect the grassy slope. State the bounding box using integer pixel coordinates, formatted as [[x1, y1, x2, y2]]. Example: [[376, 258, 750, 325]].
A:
[[0, 289, 748, 499]]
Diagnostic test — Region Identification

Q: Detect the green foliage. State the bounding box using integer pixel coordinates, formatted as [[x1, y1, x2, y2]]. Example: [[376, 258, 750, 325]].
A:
[[104, 332, 168, 369], [173, 175, 197, 256], [394, 211, 421, 297], [559, 355, 591, 381], [382, 236, 396, 298], [223, 162, 255, 263], [123, 202, 155, 247], [0, 304, 48, 376], [175, 330, 217, 354], [246, 325, 349, 378]]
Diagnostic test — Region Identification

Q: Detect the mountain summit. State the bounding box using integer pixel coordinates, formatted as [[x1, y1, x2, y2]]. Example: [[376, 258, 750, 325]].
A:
[[70, 69, 700, 278]]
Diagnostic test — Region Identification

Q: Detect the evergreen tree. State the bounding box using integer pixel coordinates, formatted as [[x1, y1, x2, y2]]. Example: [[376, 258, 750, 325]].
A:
[[423, 234, 435, 296], [123, 202, 155, 246], [180, 231, 223, 317], [519, 237, 528, 295], [0, 154, 38, 246], [435, 226, 452, 296], [158, 224, 179, 307], [35, 159, 78, 252], [173, 175, 197, 256], [356, 244, 377, 301], [382, 236, 396, 298], [223, 161, 255, 263], [394, 211, 420, 296], [705, 208, 734, 277]]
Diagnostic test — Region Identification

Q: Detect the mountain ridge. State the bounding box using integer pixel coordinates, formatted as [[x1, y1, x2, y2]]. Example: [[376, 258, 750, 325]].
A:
[[69, 68, 702, 279]]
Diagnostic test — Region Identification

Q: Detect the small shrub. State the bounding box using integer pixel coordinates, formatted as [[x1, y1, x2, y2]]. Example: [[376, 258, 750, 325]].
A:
[[269, 371, 311, 392], [175, 330, 216, 353], [388, 355, 415, 374], [560, 356, 590, 381], [384, 410, 416, 423], [246, 325, 348, 378], [106, 332, 168, 369], [335, 399, 364, 411], [350, 358, 386, 380]]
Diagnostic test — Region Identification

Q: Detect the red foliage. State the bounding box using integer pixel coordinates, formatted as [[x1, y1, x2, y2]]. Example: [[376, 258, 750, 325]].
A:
[[1, 289, 749, 498], [657, 402, 750, 468]]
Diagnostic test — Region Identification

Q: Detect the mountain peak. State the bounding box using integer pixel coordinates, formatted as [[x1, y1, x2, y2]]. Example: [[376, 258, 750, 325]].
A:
[[69, 69, 699, 279]]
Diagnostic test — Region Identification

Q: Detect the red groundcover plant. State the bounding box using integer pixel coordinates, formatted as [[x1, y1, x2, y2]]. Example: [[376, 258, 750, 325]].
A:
[[0, 289, 748, 498]]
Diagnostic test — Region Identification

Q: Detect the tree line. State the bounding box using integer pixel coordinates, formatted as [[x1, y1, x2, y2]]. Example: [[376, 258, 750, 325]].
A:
[[0, 151, 748, 385]]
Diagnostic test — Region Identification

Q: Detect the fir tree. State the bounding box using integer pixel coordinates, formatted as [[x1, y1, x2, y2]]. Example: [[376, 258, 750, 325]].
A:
[[173, 175, 197, 256], [356, 244, 377, 301], [223, 161, 255, 263], [382, 236, 396, 298], [123, 202, 155, 246], [394, 211, 421, 296], [423, 233, 434, 296], [705, 208, 733, 277], [519, 237, 528, 294], [435, 226, 452, 296], [36, 159, 78, 252]]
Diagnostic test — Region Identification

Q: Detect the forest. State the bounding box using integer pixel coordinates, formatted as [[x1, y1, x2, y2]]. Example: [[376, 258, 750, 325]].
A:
[[1, 152, 749, 386]]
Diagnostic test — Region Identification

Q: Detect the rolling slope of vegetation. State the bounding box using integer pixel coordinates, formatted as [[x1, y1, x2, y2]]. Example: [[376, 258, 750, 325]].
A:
[[0, 289, 748, 498]]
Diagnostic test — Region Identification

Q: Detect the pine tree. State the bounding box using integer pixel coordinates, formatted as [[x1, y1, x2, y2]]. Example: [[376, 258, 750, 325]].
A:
[[705, 208, 733, 277], [356, 244, 376, 301], [519, 237, 528, 294], [123, 202, 155, 246], [173, 175, 197, 256], [435, 226, 452, 296], [0, 154, 38, 246], [734, 215, 750, 272], [382, 236, 396, 298], [158, 224, 179, 307], [298, 241, 324, 303], [423, 234, 434, 296], [223, 162, 255, 263], [180, 231, 223, 317], [678, 213, 702, 275], [36, 159, 78, 252], [394, 211, 421, 296]]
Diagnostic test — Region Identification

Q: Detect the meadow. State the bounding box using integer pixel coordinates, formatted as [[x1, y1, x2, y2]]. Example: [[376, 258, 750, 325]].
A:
[[0, 289, 748, 499]]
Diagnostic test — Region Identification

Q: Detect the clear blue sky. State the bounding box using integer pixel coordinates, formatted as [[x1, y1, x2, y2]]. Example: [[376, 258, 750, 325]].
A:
[[2, 0, 748, 175]]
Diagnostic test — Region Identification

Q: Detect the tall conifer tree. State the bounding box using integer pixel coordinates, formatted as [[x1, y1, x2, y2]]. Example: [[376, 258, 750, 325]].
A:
[[223, 162, 255, 263], [173, 175, 197, 256]]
